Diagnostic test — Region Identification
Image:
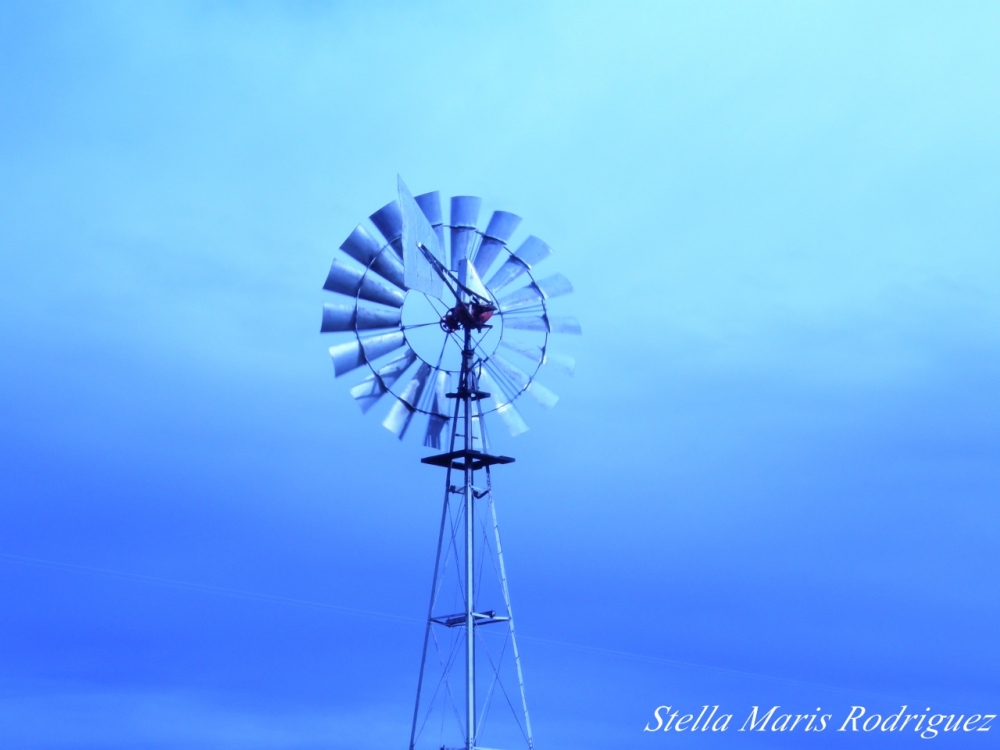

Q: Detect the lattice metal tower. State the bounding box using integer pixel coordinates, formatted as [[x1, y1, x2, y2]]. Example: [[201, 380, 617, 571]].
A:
[[320, 177, 579, 750]]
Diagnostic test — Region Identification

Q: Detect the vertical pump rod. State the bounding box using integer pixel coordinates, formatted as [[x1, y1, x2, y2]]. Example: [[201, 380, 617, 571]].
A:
[[462, 326, 476, 750]]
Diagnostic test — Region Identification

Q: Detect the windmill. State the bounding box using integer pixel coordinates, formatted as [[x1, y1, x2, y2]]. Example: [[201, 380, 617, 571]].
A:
[[321, 177, 580, 750]]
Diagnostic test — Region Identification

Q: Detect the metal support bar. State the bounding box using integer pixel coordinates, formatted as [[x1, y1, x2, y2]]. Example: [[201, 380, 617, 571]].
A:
[[462, 327, 476, 750], [430, 611, 511, 628], [422, 449, 514, 472]]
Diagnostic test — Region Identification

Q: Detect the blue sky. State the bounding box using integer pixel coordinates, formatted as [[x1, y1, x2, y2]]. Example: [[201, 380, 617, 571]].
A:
[[1, 2, 998, 748]]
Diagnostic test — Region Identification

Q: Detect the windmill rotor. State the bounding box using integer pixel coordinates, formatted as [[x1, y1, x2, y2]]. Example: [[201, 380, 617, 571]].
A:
[[322, 177, 580, 444]]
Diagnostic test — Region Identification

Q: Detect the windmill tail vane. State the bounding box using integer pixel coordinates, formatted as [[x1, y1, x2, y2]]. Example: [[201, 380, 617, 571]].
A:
[[321, 176, 579, 749]]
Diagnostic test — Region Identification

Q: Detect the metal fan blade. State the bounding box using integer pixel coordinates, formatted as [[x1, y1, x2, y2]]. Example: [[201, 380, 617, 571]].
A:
[[526, 379, 559, 409], [414, 190, 442, 225], [481, 362, 516, 405], [423, 370, 450, 448], [499, 338, 576, 376], [321, 301, 356, 333], [351, 349, 417, 412], [415, 191, 447, 255], [351, 347, 417, 412], [349, 376, 386, 413], [382, 402, 411, 439], [321, 301, 402, 333], [328, 341, 365, 377], [361, 330, 407, 363], [449, 196, 481, 272], [322, 259, 363, 296], [472, 210, 521, 278], [514, 234, 553, 266], [497, 285, 542, 313], [339, 224, 379, 265], [502, 315, 548, 333], [544, 351, 576, 376], [503, 314, 581, 334], [486, 260, 526, 296], [489, 353, 530, 392], [382, 363, 431, 439], [323, 260, 405, 308], [479, 369, 529, 436], [399, 176, 446, 299], [349, 348, 417, 412], [360, 275, 406, 308], [376, 348, 418, 387], [497, 274, 573, 313], [339, 224, 406, 289], [400, 363, 433, 410], [329, 331, 406, 377], [486, 236, 552, 293], [499, 338, 543, 365], [355, 304, 402, 330], [535, 273, 574, 299], [424, 415, 448, 449], [495, 403, 529, 436], [369, 200, 404, 257], [432, 368, 449, 411], [490, 352, 557, 408], [547, 315, 582, 334]]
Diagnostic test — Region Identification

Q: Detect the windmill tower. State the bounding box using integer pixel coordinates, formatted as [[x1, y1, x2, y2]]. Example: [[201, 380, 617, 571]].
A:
[[321, 177, 579, 750]]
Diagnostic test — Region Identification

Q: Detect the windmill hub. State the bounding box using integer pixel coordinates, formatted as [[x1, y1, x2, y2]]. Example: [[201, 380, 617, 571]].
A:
[[439, 300, 496, 333], [400, 291, 502, 371]]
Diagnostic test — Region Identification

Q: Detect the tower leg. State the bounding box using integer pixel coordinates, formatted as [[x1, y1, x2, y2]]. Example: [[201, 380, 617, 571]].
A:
[[410, 357, 465, 750], [487, 485, 534, 750], [409, 492, 451, 750]]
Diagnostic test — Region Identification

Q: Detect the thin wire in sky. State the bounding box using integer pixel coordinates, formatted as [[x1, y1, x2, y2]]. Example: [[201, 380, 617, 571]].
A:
[[0, 551, 904, 701]]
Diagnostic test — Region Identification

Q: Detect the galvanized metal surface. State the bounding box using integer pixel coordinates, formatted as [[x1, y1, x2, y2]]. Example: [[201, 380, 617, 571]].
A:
[[339, 224, 406, 288], [321, 179, 580, 441], [369, 199, 404, 256], [486, 235, 551, 293], [449, 195, 482, 272], [348, 348, 417, 412], [473, 210, 522, 277], [382, 362, 431, 438], [320, 301, 402, 332]]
